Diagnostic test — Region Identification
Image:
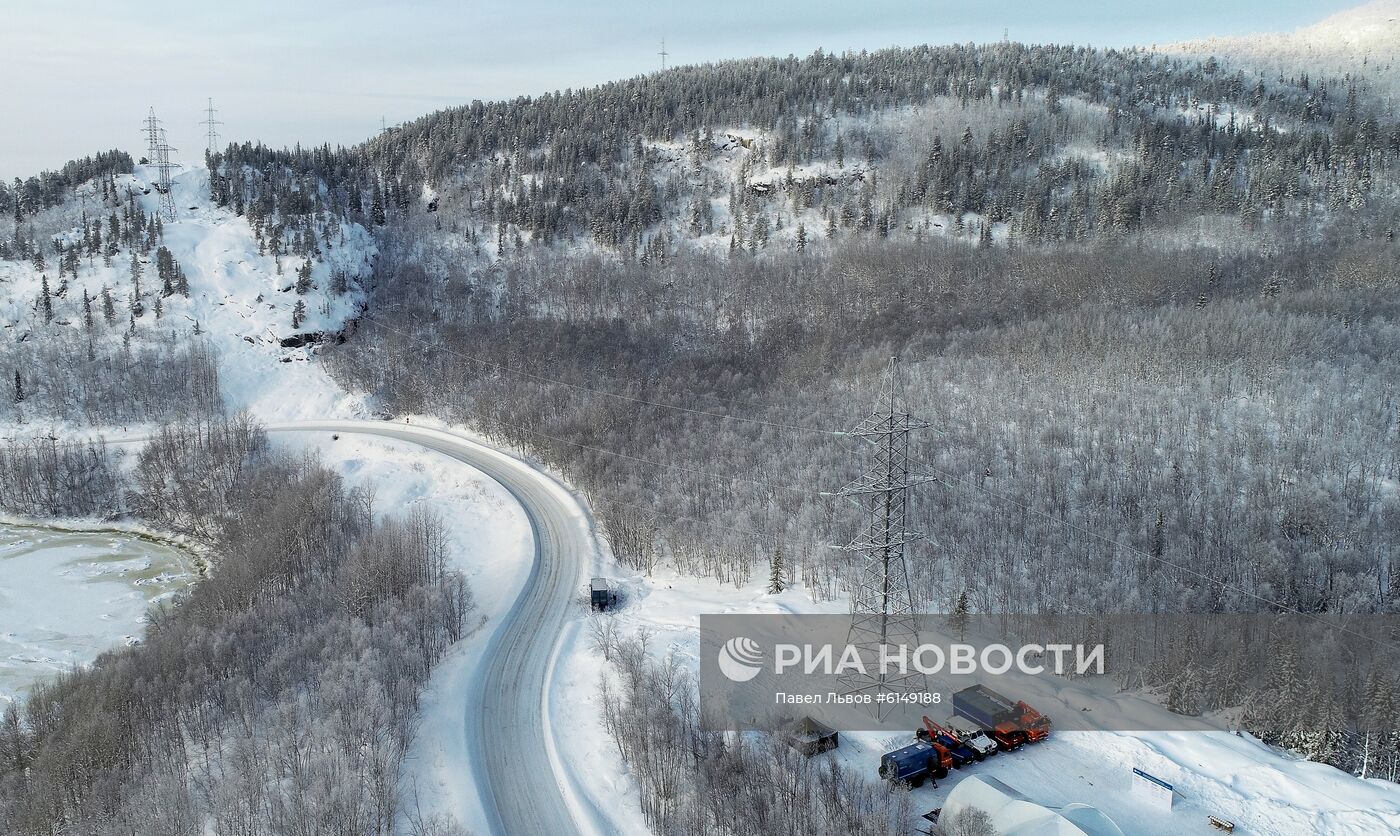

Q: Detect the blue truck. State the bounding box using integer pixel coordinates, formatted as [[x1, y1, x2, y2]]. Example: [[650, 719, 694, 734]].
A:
[[879, 741, 939, 787]]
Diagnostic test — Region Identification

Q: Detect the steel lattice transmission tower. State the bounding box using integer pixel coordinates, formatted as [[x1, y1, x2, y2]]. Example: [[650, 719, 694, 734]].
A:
[[143, 107, 162, 163], [835, 357, 933, 718], [201, 98, 222, 154], [155, 129, 179, 221], [141, 108, 179, 221]]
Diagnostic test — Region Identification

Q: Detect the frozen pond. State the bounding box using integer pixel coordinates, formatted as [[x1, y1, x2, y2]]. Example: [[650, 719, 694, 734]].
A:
[[0, 523, 197, 702]]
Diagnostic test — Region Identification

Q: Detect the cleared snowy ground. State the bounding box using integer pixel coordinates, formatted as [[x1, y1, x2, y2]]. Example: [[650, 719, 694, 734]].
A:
[[0, 520, 196, 703], [554, 564, 1400, 835]]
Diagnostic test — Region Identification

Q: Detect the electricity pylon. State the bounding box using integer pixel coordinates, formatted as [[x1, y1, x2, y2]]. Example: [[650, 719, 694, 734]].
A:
[[835, 356, 932, 718], [201, 98, 222, 154], [143, 107, 162, 163], [154, 128, 178, 222], [141, 108, 179, 221]]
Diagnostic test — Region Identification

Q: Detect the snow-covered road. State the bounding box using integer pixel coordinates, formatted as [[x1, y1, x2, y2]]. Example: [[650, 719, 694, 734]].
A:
[[266, 420, 610, 836]]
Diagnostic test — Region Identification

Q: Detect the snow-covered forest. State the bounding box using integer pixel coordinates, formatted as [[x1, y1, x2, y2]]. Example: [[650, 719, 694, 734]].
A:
[[0, 20, 1398, 835]]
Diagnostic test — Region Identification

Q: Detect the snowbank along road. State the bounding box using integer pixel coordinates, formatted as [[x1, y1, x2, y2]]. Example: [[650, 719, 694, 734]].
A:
[[267, 421, 606, 836]]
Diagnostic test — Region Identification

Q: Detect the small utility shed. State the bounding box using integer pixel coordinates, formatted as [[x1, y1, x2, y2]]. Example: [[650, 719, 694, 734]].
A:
[[939, 776, 1123, 836], [782, 716, 838, 756]]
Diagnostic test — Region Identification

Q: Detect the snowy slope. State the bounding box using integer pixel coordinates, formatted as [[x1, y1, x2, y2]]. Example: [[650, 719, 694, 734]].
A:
[[1160, 0, 1400, 92], [0, 162, 377, 426]]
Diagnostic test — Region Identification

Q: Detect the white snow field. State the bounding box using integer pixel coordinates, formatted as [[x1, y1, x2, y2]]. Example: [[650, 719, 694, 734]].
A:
[[0, 520, 196, 703]]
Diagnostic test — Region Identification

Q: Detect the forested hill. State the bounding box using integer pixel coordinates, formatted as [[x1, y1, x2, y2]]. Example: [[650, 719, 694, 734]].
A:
[[190, 42, 1398, 255], [6, 42, 1397, 262], [1162, 0, 1400, 96]]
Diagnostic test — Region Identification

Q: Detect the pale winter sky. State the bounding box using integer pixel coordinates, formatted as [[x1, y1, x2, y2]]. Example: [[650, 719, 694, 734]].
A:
[[2, 0, 1356, 180]]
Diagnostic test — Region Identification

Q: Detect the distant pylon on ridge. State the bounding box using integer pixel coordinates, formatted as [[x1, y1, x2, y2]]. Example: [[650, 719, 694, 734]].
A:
[[139, 108, 180, 222], [143, 107, 162, 164], [201, 98, 223, 154]]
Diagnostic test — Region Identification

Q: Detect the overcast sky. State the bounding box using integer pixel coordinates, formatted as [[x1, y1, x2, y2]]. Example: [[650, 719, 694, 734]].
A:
[[2, 0, 1355, 181]]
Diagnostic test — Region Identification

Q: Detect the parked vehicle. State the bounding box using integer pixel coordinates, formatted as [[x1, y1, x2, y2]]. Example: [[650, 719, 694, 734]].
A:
[[590, 577, 618, 611], [1015, 699, 1052, 742], [945, 715, 1000, 757], [917, 716, 980, 765], [925, 739, 957, 777], [952, 684, 1052, 749], [879, 741, 938, 787]]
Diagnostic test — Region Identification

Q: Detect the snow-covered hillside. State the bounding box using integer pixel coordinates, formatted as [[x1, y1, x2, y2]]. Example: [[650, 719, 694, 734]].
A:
[[1160, 0, 1400, 93], [0, 162, 377, 430]]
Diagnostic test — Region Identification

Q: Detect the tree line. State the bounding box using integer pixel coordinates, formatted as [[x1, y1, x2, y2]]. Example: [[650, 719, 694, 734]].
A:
[[0, 417, 477, 835]]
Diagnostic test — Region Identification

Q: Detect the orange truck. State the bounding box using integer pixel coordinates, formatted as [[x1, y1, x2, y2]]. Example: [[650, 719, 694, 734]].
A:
[[952, 684, 1052, 749]]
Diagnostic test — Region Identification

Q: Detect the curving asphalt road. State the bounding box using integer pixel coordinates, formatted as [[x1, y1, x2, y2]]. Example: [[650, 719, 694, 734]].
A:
[[266, 420, 598, 836]]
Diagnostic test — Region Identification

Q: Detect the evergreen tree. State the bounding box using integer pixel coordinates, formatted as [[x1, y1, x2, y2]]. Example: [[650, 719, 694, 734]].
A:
[[296, 259, 313, 294], [38, 275, 53, 324], [11, 370, 22, 404], [129, 254, 143, 299], [768, 542, 786, 594], [948, 590, 971, 641], [370, 181, 386, 225], [156, 246, 175, 295]]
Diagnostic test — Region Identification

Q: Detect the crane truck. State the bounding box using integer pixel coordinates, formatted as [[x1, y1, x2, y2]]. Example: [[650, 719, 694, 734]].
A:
[[916, 716, 981, 765], [921, 715, 994, 761]]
